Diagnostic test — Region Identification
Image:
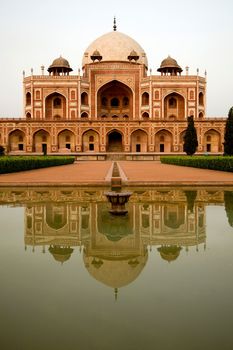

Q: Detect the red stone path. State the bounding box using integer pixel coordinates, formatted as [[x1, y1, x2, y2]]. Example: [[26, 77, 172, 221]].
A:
[[0, 160, 233, 186], [0, 161, 112, 186], [118, 161, 233, 186]]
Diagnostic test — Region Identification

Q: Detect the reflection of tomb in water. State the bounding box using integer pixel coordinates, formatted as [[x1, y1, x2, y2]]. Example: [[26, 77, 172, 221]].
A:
[[13, 186, 227, 289], [157, 246, 182, 262]]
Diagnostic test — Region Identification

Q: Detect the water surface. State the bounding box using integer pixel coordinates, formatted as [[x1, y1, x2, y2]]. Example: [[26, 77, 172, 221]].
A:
[[0, 187, 233, 350]]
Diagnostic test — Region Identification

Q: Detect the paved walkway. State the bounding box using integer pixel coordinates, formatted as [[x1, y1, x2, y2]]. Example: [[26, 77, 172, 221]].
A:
[[0, 161, 112, 186], [118, 161, 233, 186], [0, 160, 233, 186]]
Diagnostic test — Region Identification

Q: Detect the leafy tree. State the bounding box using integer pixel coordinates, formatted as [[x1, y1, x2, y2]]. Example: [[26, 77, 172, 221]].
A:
[[223, 106, 233, 155], [183, 116, 198, 155], [0, 145, 5, 156]]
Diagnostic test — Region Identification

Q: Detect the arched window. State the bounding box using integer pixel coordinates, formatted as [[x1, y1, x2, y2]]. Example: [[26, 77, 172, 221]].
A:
[[71, 90, 75, 100], [123, 115, 129, 118], [199, 112, 204, 119], [142, 112, 149, 118], [53, 98, 61, 108], [111, 98, 119, 107], [142, 92, 149, 106], [26, 112, 31, 119], [169, 97, 177, 108], [89, 135, 94, 142], [36, 90, 40, 100], [26, 92, 31, 106], [101, 97, 107, 106], [199, 92, 204, 106], [123, 96, 129, 106], [81, 112, 88, 118], [207, 135, 211, 142], [81, 92, 88, 105]]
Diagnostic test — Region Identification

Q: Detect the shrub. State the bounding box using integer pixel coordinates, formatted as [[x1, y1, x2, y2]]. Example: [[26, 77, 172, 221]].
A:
[[160, 156, 233, 172], [0, 156, 75, 174]]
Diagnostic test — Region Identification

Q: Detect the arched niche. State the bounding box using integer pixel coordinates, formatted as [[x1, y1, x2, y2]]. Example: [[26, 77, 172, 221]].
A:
[[155, 129, 173, 152], [97, 80, 133, 119], [33, 129, 51, 154], [82, 130, 99, 152], [45, 92, 66, 119], [107, 130, 123, 152], [81, 92, 88, 106], [26, 92, 31, 106], [131, 129, 148, 152], [204, 129, 221, 153], [142, 92, 149, 106], [199, 92, 204, 106], [8, 129, 26, 152], [164, 92, 185, 119], [58, 129, 75, 152]]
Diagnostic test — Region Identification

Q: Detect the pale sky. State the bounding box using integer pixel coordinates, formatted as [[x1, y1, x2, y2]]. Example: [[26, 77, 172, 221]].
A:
[[0, 0, 232, 117]]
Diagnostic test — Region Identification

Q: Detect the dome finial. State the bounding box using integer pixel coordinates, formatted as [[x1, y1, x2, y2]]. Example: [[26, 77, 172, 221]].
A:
[[113, 16, 117, 31]]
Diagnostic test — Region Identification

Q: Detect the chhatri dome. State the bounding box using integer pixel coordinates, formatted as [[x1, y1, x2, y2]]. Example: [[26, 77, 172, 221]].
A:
[[82, 18, 148, 68]]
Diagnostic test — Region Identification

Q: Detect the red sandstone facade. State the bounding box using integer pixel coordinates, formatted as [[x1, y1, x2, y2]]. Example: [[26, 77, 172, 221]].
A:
[[0, 27, 226, 157]]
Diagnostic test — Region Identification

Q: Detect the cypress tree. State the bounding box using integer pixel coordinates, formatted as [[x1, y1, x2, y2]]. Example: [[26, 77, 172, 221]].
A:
[[183, 116, 198, 155], [223, 107, 233, 155]]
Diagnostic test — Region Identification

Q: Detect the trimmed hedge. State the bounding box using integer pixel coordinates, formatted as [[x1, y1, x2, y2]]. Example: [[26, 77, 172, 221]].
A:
[[160, 156, 233, 172], [0, 156, 75, 174]]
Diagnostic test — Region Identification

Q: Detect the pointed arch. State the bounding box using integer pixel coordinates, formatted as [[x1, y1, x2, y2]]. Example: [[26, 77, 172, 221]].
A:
[[57, 129, 75, 152], [45, 92, 67, 120], [142, 92, 149, 106], [82, 129, 100, 152], [131, 129, 148, 152], [107, 129, 123, 152], [204, 129, 221, 153], [33, 129, 51, 153], [155, 129, 173, 152], [97, 80, 133, 119], [164, 92, 185, 120], [8, 129, 26, 152]]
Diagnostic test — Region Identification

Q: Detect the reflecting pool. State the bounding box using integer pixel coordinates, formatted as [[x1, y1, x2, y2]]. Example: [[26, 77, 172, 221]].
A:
[[0, 187, 233, 350]]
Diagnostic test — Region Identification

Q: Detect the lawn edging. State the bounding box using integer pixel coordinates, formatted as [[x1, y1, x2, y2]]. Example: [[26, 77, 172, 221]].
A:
[[0, 156, 75, 174]]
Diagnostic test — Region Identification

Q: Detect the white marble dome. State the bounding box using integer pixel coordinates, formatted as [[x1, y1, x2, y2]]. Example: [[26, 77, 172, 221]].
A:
[[82, 31, 148, 67]]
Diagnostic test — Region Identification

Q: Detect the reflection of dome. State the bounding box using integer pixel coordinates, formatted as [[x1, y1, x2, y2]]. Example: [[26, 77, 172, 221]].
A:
[[82, 31, 148, 67], [83, 252, 148, 288], [157, 245, 182, 262], [49, 245, 73, 263]]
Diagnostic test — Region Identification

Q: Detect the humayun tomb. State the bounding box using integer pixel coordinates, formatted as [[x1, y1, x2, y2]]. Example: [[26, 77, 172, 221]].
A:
[[0, 20, 226, 159]]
